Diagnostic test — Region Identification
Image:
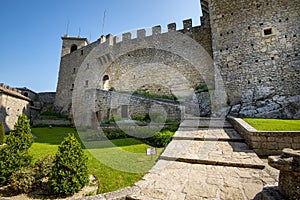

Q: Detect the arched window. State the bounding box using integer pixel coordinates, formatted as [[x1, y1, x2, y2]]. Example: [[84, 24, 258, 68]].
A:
[[103, 75, 110, 90], [103, 75, 109, 82], [70, 44, 78, 53]]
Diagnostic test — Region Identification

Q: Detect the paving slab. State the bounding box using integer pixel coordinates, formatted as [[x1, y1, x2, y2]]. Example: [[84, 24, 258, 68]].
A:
[[179, 118, 233, 128], [160, 140, 265, 169], [173, 128, 244, 142], [128, 160, 266, 200]]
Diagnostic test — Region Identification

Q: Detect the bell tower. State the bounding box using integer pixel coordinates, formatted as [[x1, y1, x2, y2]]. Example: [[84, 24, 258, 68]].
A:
[[61, 34, 89, 57]]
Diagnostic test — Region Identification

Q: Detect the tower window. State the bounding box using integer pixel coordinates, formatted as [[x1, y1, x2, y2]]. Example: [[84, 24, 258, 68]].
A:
[[70, 44, 78, 53], [85, 80, 89, 87], [263, 28, 273, 36]]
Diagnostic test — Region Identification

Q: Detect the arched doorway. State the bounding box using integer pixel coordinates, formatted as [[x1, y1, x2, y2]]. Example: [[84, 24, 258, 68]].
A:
[[103, 75, 110, 90]]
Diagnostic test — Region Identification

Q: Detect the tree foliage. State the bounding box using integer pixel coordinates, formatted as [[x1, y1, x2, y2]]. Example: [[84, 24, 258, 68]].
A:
[[49, 134, 88, 195]]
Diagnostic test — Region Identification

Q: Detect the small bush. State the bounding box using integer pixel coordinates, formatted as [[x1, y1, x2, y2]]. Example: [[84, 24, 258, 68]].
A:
[[132, 115, 144, 122], [108, 87, 116, 91], [0, 114, 33, 187], [50, 134, 89, 195], [14, 114, 31, 135], [10, 168, 36, 193], [34, 155, 55, 179], [0, 122, 5, 145], [144, 130, 174, 147]]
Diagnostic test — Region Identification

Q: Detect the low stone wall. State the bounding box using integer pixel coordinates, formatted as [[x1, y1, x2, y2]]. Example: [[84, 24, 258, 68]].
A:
[[33, 119, 71, 126], [227, 116, 300, 156]]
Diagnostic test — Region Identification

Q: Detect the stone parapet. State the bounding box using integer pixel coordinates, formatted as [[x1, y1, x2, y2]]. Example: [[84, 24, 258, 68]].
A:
[[227, 116, 300, 156]]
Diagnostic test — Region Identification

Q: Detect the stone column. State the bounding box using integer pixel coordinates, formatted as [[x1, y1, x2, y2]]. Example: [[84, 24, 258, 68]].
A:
[[268, 148, 300, 200]]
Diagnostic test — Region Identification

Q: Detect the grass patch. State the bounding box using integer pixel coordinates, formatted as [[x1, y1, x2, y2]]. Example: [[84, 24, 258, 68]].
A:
[[30, 127, 162, 194], [243, 118, 300, 131]]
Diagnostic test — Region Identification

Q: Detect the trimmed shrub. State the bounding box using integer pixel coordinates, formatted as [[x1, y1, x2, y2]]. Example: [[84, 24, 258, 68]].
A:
[[0, 147, 32, 186], [144, 130, 174, 147], [49, 134, 89, 195], [14, 114, 31, 135], [10, 168, 36, 193], [34, 155, 55, 179], [0, 122, 5, 145], [0, 114, 33, 187]]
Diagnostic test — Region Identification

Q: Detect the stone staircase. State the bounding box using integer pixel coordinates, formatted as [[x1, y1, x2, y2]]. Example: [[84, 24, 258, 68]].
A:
[[126, 117, 270, 200]]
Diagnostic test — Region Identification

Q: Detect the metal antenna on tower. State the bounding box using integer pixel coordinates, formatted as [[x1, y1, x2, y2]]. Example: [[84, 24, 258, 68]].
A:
[[66, 20, 70, 36], [101, 10, 107, 35]]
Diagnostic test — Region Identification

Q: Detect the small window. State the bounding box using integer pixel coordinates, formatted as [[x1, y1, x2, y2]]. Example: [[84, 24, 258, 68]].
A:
[[263, 28, 273, 36], [103, 75, 109, 81], [24, 92, 28, 97], [71, 84, 74, 91], [70, 44, 78, 53], [81, 50, 83, 55], [85, 80, 89, 87], [73, 68, 76, 73]]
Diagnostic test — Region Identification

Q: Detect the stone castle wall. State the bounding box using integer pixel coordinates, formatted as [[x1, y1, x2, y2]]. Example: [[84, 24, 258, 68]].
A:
[[0, 84, 31, 132], [209, 0, 300, 118], [55, 13, 213, 115], [55, 0, 299, 119]]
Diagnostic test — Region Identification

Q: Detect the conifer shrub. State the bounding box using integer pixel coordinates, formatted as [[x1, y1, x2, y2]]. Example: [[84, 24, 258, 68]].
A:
[[0, 122, 5, 145], [49, 134, 88, 195], [34, 155, 55, 179], [0, 114, 33, 187], [10, 168, 36, 193]]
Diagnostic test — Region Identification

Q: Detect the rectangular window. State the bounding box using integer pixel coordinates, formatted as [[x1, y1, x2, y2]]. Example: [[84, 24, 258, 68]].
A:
[[85, 80, 89, 87], [263, 28, 272, 36]]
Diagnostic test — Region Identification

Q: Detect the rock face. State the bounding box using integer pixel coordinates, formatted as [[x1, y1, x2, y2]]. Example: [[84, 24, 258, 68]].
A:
[[268, 148, 300, 200], [229, 94, 300, 119]]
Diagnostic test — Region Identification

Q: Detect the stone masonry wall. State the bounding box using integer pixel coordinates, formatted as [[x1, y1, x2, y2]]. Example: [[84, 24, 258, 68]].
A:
[[209, 0, 300, 118], [228, 117, 300, 156], [94, 90, 182, 122], [55, 2, 213, 116], [0, 84, 31, 132]]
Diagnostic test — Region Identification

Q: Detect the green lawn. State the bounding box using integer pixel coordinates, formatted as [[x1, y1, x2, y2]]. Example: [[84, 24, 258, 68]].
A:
[[30, 127, 163, 194], [243, 118, 300, 131]]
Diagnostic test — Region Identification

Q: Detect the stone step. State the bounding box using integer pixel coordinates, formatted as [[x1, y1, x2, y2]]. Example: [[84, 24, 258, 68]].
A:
[[160, 140, 265, 169], [173, 128, 245, 142], [179, 118, 233, 128], [127, 160, 266, 200]]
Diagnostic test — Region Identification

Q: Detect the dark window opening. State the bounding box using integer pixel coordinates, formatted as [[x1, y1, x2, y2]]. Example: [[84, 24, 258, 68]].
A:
[[258, 80, 262, 83], [255, 60, 258, 63], [263, 28, 273, 36], [279, 19, 282, 22], [248, 26, 251, 30], [251, 44, 254, 47], [24, 92, 28, 97], [85, 80, 89, 87], [103, 75, 110, 82], [294, 34, 297, 37], [295, 53, 298, 57], [248, 80, 250, 84], [285, 35, 288, 38], [259, 23, 264, 26], [81, 50, 84, 55], [73, 68, 76, 73], [220, 33, 223, 37], [269, 78, 272, 82], [70, 44, 78, 53], [286, 18, 289, 21]]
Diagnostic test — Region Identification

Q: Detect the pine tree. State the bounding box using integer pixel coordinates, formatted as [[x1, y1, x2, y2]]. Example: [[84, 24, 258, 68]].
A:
[[0, 122, 4, 145]]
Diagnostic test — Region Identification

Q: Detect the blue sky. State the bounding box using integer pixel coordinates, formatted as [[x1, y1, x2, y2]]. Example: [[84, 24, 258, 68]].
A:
[[0, 0, 201, 92]]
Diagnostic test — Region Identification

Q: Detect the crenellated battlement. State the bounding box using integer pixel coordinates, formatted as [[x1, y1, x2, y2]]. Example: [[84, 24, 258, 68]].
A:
[[96, 18, 208, 48]]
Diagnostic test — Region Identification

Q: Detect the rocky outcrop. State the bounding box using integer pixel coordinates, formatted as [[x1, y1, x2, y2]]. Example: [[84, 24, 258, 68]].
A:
[[229, 91, 300, 119]]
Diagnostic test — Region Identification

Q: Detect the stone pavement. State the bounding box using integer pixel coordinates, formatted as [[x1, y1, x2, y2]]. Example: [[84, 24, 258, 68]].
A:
[[126, 117, 278, 200]]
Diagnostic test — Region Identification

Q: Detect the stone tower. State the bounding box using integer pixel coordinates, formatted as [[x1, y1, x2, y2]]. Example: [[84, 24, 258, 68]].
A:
[[60, 35, 89, 57]]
